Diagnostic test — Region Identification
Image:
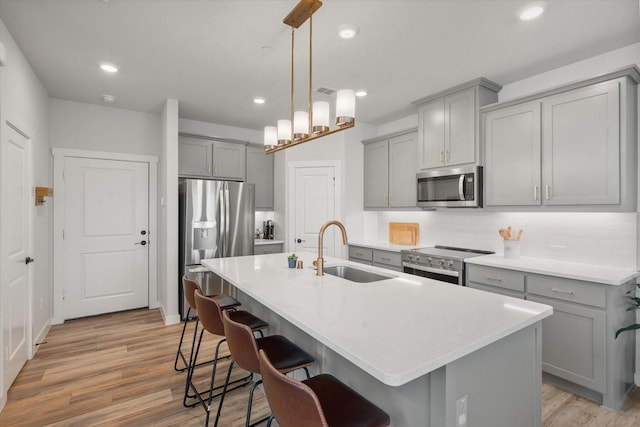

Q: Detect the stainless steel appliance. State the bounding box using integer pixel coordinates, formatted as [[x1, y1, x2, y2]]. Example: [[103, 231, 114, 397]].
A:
[[179, 179, 255, 319], [417, 165, 482, 208], [401, 245, 493, 285]]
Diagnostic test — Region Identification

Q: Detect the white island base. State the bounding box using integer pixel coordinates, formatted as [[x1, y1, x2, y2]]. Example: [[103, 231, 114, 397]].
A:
[[203, 252, 551, 427]]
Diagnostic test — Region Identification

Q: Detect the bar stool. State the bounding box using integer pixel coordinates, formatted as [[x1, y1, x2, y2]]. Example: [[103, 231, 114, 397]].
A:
[[174, 276, 240, 374], [186, 290, 269, 409], [259, 349, 391, 427], [213, 309, 316, 427]]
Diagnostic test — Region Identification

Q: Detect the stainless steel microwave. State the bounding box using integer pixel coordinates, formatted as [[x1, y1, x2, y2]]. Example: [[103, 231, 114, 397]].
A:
[[417, 166, 482, 208]]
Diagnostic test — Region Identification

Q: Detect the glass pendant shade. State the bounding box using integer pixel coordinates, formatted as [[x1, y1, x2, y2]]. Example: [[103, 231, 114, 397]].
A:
[[264, 126, 277, 148], [312, 101, 330, 134], [277, 119, 292, 145], [293, 111, 309, 140], [336, 89, 355, 126]]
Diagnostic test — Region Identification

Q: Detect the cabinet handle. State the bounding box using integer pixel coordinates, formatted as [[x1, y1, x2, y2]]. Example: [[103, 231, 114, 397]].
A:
[[208, 164, 211, 174], [355, 252, 364, 257], [445, 150, 449, 163], [485, 276, 503, 282], [551, 288, 574, 295], [545, 185, 550, 200], [533, 185, 538, 200], [384, 194, 388, 204], [381, 257, 391, 262], [439, 150, 444, 164], [388, 194, 392, 203]]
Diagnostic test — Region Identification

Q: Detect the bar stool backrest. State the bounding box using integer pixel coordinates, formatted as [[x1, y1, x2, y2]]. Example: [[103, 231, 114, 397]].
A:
[[194, 290, 225, 336], [182, 276, 202, 311], [221, 309, 261, 374], [258, 349, 327, 427]]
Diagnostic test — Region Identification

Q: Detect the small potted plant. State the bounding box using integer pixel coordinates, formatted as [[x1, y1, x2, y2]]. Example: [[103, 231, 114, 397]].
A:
[[288, 253, 298, 268], [615, 283, 640, 338]]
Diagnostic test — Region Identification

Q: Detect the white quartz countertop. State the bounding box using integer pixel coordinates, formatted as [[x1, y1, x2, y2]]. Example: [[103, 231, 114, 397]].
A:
[[348, 240, 428, 252], [202, 252, 552, 387], [254, 239, 284, 246], [465, 255, 638, 286]]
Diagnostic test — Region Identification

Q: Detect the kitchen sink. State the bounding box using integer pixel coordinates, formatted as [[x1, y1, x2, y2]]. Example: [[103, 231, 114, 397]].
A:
[[323, 265, 396, 283]]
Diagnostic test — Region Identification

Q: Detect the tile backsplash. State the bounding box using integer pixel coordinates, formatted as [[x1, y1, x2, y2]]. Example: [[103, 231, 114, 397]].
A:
[[365, 211, 637, 269]]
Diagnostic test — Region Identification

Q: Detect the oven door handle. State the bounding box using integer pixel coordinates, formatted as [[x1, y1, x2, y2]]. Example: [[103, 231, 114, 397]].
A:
[[459, 174, 465, 201], [403, 263, 459, 277]]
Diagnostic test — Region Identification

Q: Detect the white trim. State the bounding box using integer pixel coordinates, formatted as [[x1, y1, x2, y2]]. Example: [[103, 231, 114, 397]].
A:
[[52, 148, 159, 324], [32, 319, 51, 356], [287, 160, 343, 258]]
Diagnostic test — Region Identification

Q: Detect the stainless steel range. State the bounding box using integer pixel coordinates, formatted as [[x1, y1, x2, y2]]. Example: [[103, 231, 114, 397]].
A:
[[401, 246, 494, 286]]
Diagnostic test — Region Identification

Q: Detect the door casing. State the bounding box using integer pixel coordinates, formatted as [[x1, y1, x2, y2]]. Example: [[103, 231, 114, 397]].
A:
[[52, 148, 158, 324]]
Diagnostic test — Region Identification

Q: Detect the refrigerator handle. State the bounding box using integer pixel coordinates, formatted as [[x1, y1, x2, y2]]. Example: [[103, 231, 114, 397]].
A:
[[219, 183, 226, 258], [224, 182, 230, 257]]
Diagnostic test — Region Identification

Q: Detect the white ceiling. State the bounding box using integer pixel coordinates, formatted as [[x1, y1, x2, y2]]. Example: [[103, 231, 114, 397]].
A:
[[0, 0, 638, 131]]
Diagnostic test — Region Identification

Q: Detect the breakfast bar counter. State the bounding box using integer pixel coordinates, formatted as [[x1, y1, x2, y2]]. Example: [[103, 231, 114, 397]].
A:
[[203, 252, 552, 427]]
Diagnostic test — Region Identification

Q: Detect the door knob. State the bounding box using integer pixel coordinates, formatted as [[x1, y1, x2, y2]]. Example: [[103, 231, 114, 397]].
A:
[[135, 241, 147, 246], [141, 230, 147, 235], [25, 256, 35, 264], [296, 238, 305, 243]]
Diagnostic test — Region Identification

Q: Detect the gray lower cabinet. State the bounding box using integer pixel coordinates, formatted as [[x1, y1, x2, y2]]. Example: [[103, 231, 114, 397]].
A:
[[466, 265, 525, 299], [254, 242, 283, 255], [179, 135, 246, 180], [348, 245, 402, 272], [246, 146, 274, 210], [363, 130, 417, 209], [465, 263, 634, 410]]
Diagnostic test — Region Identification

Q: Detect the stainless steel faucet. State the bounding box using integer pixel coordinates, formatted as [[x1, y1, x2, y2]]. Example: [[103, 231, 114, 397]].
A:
[[316, 220, 348, 276]]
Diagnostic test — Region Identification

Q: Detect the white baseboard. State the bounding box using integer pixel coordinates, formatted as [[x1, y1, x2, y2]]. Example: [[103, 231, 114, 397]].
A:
[[32, 319, 52, 357], [0, 391, 6, 414], [158, 304, 181, 326]]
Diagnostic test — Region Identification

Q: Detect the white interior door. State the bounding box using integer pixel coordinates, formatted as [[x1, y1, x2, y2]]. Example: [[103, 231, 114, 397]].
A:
[[291, 165, 337, 256], [1, 123, 30, 393], [63, 157, 149, 319]]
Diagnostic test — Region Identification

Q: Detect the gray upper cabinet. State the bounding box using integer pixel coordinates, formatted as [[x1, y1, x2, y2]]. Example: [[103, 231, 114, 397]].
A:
[[363, 130, 417, 209], [179, 135, 246, 180], [484, 100, 542, 206], [413, 79, 501, 170], [483, 68, 639, 209], [212, 141, 245, 181], [179, 137, 212, 177], [246, 146, 274, 211], [542, 81, 619, 205]]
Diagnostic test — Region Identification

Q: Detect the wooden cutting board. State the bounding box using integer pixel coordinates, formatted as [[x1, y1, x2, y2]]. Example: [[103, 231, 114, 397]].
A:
[[389, 222, 419, 245]]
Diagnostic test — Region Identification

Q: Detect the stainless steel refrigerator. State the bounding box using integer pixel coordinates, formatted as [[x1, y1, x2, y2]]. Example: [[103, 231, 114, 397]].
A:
[[179, 179, 255, 319]]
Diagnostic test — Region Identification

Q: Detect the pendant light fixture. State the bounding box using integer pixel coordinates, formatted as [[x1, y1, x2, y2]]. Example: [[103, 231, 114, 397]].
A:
[[263, 0, 356, 153]]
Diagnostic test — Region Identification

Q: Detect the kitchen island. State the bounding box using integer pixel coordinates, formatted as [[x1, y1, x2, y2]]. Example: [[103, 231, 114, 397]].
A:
[[203, 252, 552, 427]]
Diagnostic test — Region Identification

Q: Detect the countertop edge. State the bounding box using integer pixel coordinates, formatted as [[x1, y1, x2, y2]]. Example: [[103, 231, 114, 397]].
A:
[[349, 240, 428, 252], [466, 255, 639, 286]]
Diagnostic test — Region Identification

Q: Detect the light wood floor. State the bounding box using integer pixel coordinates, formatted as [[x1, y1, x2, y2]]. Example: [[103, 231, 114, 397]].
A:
[[0, 308, 639, 426]]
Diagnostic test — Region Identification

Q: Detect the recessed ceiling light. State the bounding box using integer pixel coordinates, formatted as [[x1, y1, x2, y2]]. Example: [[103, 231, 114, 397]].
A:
[[102, 94, 116, 103], [338, 24, 360, 39], [254, 97, 266, 104], [355, 90, 367, 97], [99, 63, 118, 73], [518, 1, 547, 21]]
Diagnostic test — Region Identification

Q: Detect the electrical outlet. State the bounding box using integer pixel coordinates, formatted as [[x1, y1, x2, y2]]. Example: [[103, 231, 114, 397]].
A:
[[456, 395, 468, 427]]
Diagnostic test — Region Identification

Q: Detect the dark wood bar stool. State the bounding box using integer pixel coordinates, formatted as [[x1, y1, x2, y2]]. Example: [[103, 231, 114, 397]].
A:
[[259, 349, 391, 427], [174, 276, 240, 374], [185, 290, 269, 409], [212, 309, 316, 427]]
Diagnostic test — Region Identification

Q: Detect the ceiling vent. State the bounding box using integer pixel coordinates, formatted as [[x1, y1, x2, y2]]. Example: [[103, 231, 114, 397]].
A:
[[316, 87, 336, 95]]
